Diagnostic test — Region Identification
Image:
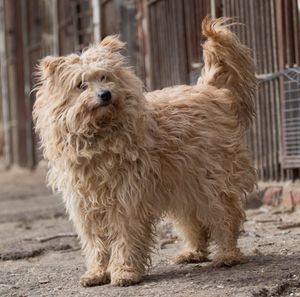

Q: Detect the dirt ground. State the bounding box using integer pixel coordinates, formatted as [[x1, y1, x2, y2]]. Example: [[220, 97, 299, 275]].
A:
[[1, 168, 300, 297]]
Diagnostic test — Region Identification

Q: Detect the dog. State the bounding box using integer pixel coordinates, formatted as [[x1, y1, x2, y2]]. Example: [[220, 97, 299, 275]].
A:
[[33, 17, 257, 287]]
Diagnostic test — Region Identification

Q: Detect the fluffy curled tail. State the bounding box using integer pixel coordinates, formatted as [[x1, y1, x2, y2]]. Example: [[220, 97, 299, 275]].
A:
[[199, 17, 257, 128]]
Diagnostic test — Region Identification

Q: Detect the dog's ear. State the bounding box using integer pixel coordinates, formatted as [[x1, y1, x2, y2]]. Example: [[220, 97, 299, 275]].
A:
[[39, 56, 66, 78], [100, 35, 125, 52], [39, 55, 79, 79]]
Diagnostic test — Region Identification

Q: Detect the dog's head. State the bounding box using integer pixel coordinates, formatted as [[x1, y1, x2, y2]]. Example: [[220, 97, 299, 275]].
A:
[[34, 36, 145, 136]]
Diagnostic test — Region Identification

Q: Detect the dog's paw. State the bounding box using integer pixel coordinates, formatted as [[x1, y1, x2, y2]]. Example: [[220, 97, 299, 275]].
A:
[[80, 270, 110, 287], [174, 251, 209, 264], [111, 269, 142, 287], [212, 249, 242, 267]]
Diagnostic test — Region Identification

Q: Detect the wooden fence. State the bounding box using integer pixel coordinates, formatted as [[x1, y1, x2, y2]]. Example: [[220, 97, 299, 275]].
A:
[[0, 0, 300, 182], [221, 0, 300, 181], [137, 0, 210, 89]]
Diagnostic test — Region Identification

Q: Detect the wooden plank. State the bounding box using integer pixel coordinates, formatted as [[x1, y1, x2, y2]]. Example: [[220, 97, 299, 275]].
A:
[[283, 0, 291, 67], [0, 0, 12, 168], [274, 0, 281, 181], [270, 0, 280, 181], [259, 0, 268, 180], [58, 0, 76, 55], [292, 0, 299, 66], [244, 0, 257, 168], [137, 0, 151, 88], [5, 0, 28, 167], [264, 0, 274, 180], [21, 0, 35, 168], [92, 0, 101, 42], [101, 0, 119, 37], [254, 0, 265, 179], [276, 0, 288, 178], [119, 0, 138, 68], [52, 0, 59, 55]]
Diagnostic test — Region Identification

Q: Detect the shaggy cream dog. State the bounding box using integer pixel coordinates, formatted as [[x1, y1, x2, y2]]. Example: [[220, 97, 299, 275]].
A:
[[33, 17, 257, 287]]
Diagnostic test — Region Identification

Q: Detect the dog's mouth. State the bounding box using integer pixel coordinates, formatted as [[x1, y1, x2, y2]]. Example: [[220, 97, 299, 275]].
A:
[[99, 101, 112, 107], [91, 100, 117, 119], [92, 100, 113, 110]]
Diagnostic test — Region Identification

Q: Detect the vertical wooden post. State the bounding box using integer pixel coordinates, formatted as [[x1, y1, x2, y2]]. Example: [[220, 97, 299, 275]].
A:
[[210, 0, 216, 18], [276, 0, 285, 178], [0, 0, 12, 168], [137, 0, 152, 89], [118, 0, 137, 67], [52, 0, 59, 55], [21, 0, 35, 168], [92, 0, 101, 43], [5, 0, 28, 167]]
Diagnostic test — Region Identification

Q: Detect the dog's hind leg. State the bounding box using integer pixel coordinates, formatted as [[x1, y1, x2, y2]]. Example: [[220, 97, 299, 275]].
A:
[[210, 197, 245, 267], [173, 215, 210, 264]]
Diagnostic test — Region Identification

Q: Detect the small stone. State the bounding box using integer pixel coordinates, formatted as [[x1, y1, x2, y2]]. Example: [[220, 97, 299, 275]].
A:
[[39, 279, 49, 284]]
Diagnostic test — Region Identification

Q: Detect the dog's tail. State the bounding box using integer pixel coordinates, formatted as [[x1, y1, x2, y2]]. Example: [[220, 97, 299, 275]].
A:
[[199, 17, 257, 128]]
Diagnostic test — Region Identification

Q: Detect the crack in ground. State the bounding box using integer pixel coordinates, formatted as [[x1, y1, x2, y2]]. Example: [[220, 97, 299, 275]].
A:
[[0, 243, 78, 261], [252, 277, 300, 297]]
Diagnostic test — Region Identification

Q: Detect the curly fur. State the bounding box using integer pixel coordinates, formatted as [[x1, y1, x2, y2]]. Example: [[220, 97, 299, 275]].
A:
[[33, 17, 257, 287]]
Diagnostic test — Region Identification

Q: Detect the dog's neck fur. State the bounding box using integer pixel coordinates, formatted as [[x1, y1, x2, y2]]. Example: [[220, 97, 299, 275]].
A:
[[42, 94, 158, 173]]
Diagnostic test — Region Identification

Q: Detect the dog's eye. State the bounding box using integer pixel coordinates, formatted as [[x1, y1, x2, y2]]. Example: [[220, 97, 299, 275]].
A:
[[77, 81, 87, 91], [101, 75, 107, 82]]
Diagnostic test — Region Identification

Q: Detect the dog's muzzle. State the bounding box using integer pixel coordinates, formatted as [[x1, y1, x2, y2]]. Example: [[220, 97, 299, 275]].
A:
[[97, 90, 112, 106]]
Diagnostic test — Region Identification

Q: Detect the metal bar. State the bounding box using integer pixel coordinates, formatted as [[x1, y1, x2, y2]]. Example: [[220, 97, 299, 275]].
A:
[[283, 124, 300, 129], [284, 88, 300, 94], [284, 107, 300, 112]]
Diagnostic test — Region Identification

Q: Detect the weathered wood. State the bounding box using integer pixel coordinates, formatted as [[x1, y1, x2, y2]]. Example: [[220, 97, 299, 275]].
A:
[[92, 0, 101, 42], [0, 0, 299, 178], [21, 0, 35, 169], [118, 0, 138, 68], [0, 0, 12, 168], [5, 0, 28, 167], [52, 0, 59, 55]]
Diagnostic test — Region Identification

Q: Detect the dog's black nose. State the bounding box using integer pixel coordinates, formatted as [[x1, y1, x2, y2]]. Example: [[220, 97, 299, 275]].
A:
[[97, 90, 111, 103]]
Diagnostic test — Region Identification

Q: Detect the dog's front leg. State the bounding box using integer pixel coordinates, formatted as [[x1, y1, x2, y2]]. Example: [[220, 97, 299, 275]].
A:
[[72, 213, 110, 287], [79, 237, 110, 287], [109, 215, 154, 286]]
